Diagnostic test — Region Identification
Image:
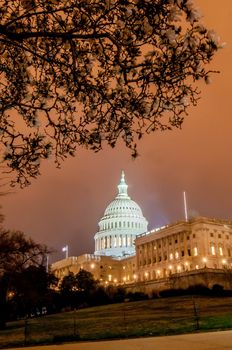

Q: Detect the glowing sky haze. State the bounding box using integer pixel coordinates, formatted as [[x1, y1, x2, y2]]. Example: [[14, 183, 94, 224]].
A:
[[1, 0, 232, 262]]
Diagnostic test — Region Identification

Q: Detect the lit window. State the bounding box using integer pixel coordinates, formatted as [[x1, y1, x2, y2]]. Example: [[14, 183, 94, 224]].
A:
[[175, 251, 179, 259], [211, 246, 216, 255], [193, 247, 198, 256], [219, 247, 223, 256], [169, 253, 173, 260]]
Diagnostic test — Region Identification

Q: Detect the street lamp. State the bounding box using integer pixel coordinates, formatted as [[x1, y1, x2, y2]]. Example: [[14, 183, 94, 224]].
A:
[[202, 257, 207, 268], [222, 259, 227, 268], [62, 245, 68, 259]]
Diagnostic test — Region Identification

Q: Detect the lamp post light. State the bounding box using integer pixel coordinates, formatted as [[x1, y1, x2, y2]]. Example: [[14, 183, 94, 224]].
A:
[[133, 274, 137, 281], [202, 257, 207, 268], [62, 245, 68, 259], [222, 259, 227, 268]]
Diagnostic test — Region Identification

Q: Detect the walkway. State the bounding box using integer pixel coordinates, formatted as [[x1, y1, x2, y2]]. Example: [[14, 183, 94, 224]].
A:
[[7, 330, 232, 350]]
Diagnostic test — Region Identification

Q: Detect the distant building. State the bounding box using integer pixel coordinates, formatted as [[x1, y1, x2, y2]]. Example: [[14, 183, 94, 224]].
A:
[[51, 174, 232, 292]]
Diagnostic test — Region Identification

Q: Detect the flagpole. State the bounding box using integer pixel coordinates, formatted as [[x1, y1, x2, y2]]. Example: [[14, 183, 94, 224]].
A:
[[183, 191, 188, 222], [46, 254, 49, 273]]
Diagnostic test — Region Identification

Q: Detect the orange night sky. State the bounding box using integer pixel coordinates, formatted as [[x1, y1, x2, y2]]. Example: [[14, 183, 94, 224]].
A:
[[1, 1, 232, 262]]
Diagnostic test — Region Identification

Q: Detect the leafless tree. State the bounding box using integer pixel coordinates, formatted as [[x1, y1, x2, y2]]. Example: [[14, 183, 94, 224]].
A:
[[0, 0, 221, 186]]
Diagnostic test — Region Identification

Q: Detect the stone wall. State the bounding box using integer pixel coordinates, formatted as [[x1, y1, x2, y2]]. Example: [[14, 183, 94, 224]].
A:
[[124, 268, 232, 296]]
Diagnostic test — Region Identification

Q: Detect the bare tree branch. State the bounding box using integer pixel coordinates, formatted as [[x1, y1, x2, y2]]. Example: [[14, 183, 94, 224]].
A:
[[0, 0, 221, 186]]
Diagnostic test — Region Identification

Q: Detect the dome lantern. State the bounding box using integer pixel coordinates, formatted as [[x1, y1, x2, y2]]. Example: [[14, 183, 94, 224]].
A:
[[117, 171, 130, 199]]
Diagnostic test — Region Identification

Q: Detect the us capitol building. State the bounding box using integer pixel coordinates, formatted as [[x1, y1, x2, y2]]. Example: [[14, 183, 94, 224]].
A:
[[52, 172, 232, 293]]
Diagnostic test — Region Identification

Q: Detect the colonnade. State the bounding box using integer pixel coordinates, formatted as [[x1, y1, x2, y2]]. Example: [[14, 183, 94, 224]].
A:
[[95, 234, 136, 251]]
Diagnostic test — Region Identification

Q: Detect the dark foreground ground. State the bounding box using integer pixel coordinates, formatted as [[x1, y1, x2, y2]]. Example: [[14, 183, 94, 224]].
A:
[[1, 295, 232, 348], [6, 330, 232, 350]]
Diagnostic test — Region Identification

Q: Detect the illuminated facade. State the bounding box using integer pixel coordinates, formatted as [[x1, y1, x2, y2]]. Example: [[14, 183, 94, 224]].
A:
[[52, 253, 136, 286], [94, 171, 148, 258], [51, 174, 232, 291], [136, 216, 232, 282]]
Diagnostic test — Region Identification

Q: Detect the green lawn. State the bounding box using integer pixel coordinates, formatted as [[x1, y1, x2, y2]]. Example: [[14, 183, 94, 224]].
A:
[[1, 295, 232, 348]]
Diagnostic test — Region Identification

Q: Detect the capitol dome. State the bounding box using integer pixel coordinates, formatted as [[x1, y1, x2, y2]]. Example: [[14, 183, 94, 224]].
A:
[[94, 171, 148, 258]]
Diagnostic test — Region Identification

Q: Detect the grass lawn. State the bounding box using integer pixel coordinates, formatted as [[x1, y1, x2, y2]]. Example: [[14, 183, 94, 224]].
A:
[[1, 295, 232, 348]]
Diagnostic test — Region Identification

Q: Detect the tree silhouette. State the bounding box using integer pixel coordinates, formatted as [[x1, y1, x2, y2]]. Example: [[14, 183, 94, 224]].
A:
[[59, 269, 98, 308], [0, 229, 48, 328], [0, 0, 221, 186]]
